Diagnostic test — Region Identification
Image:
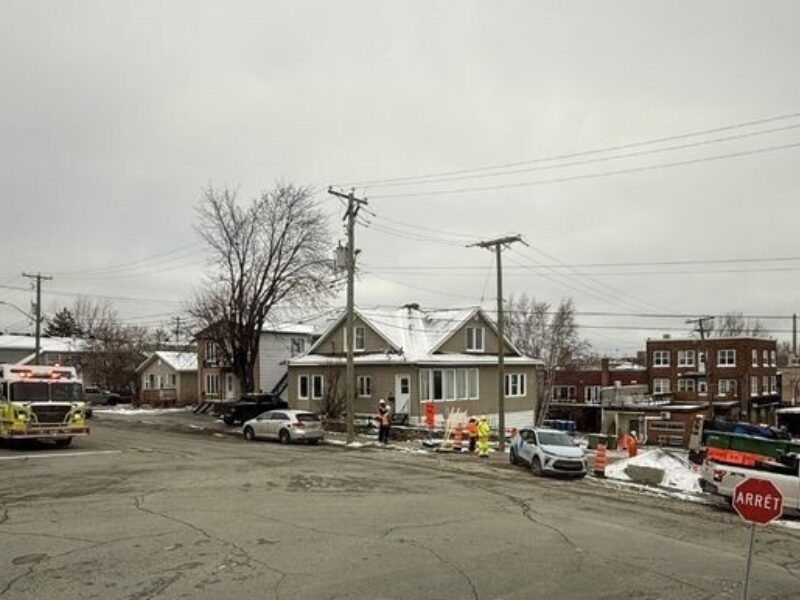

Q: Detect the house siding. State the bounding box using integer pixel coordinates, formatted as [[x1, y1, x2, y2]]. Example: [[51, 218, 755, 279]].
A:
[[257, 332, 315, 398], [313, 316, 394, 356], [436, 314, 515, 356]]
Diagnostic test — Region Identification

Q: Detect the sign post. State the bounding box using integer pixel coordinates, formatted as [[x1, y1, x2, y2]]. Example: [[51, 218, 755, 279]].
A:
[[731, 477, 784, 600]]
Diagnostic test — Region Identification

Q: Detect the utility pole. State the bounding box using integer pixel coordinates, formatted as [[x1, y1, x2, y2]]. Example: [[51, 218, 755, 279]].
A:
[[173, 316, 182, 343], [793, 313, 797, 355], [468, 235, 525, 452], [328, 187, 368, 444], [687, 316, 715, 416], [22, 272, 53, 365]]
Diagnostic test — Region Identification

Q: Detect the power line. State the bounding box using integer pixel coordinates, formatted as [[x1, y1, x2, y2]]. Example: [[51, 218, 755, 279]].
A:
[[370, 140, 800, 199], [337, 109, 800, 187], [51, 242, 204, 277]]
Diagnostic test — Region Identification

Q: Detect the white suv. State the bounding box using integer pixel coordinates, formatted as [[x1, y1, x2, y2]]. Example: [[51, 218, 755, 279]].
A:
[[510, 427, 588, 478]]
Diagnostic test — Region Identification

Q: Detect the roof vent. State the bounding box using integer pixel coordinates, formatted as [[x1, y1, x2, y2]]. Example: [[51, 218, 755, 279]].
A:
[[662, 334, 671, 340]]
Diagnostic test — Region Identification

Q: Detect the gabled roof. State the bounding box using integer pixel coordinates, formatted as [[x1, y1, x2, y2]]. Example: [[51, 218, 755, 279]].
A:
[[0, 334, 86, 353], [136, 351, 198, 374], [294, 306, 541, 367]]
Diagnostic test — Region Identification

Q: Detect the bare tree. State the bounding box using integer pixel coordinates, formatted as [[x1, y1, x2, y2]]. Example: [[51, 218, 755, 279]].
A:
[[504, 294, 591, 425], [704, 312, 767, 338], [187, 184, 335, 394]]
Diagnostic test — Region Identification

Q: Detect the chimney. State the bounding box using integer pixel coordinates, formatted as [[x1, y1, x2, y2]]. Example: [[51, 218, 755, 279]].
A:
[[600, 357, 610, 387]]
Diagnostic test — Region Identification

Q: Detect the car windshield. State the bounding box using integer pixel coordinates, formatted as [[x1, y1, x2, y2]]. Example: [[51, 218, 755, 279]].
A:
[[297, 413, 320, 422], [10, 382, 50, 401], [51, 383, 82, 401], [538, 431, 575, 447]]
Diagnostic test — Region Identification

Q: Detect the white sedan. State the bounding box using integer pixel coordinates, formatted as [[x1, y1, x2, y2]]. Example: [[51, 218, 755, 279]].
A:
[[509, 427, 588, 478], [242, 410, 324, 445]]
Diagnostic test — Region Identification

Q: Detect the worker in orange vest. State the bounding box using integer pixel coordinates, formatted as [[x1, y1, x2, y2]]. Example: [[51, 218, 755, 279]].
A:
[[627, 430, 639, 458], [466, 417, 478, 453]]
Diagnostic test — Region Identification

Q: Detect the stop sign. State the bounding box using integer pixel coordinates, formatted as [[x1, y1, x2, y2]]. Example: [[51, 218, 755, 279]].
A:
[[733, 478, 784, 525]]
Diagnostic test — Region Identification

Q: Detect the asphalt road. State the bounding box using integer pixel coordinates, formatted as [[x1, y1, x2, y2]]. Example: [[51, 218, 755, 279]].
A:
[[0, 418, 798, 600]]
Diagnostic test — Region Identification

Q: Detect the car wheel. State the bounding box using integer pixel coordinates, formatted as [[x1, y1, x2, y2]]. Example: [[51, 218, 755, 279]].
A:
[[223, 415, 235, 426], [243, 427, 255, 442], [108, 399, 117, 407], [531, 456, 544, 476], [54, 437, 72, 448], [509, 448, 518, 465], [278, 429, 291, 444]]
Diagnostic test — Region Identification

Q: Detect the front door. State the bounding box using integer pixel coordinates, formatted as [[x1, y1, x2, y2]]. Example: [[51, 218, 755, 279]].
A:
[[224, 373, 236, 400], [394, 374, 411, 415]]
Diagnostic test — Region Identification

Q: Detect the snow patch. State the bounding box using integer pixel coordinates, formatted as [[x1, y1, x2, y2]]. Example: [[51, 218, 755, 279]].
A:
[[94, 407, 190, 415], [605, 449, 702, 494]]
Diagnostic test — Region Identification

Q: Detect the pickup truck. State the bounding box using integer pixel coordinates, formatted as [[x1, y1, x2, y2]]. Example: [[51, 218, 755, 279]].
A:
[[700, 459, 800, 517], [219, 394, 288, 426]]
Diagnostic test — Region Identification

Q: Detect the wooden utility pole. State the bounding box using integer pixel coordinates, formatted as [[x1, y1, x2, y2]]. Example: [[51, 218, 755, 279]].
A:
[[22, 272, 53, 365], [687, 316, 715, 415], [173, 316, 182, 343], [468, 235, 525, 452], [328, 187, 368, 444]]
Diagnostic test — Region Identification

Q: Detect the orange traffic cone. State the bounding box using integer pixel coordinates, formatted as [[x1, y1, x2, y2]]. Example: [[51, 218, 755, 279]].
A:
[[453, 426, 464, 452], [618, 433, 628, 451], [593, 442, 607, 478]]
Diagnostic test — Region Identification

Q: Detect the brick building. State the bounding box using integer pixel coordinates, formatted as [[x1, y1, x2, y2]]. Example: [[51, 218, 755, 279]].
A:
[[645, 336, 780, 424]]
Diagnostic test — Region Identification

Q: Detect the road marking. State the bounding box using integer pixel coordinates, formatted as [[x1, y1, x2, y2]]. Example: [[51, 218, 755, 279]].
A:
[[0, 450, 122, 461]]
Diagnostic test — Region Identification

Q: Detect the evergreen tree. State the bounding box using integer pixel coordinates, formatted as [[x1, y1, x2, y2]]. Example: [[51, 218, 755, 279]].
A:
[[45, 307, 82, 337]]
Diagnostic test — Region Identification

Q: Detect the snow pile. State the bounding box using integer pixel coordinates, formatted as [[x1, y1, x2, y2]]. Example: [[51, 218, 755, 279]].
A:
[[93, 407, 191, 415], [605, 449, 702, 494]]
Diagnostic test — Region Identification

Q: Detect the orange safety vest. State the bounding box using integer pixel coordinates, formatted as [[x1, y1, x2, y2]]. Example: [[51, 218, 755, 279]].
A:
[[467, 422, 478, 437]]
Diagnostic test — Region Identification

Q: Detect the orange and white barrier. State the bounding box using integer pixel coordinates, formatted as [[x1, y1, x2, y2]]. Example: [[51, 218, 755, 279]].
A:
[[593, 442, 607, 477]]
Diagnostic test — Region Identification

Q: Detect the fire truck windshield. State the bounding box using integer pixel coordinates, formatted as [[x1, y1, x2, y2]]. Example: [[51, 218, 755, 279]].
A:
[[8, 381, 82, 402]]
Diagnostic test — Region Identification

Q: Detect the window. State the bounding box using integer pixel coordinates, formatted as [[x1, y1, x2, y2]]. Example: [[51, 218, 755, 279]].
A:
[[677, 350, 695, 367], [343, 327, 366, 352], [717, 349, 736, 367], [770, 350, 777, 367], [650, 421, 686, 433], [717, 379, 737, 396], [752, 349, 758, 366], [466, 327, 485, 352], [652, 350, 670, 367], [505, 373, 526, 397], [652, 378, 670, 394], [420, 368, 479, 401], [551, 386, 577, 401], [698, 378, 707, 394], [169, 374, 177, 387], [762, 376, 769, 395], [762, 349, 769, 367], [290, 338, 306, 357], [205, 341, 218, 363], [311, 374, 324, 400], [205, 373, 219, 395], [770, 375, 777, 394], [146, 373, 156, 389], [584, 386, 600, 403], [357, 375, 372, 397], [677, 378, 696, 392], [298, 375, 309, 400], [751, 376, 759, 397]]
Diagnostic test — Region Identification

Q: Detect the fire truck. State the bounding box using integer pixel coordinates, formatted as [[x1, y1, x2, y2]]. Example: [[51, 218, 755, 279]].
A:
[[0, 364, 89, 446]]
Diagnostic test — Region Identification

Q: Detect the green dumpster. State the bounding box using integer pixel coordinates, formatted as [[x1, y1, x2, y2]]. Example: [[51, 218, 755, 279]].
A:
[[587, 434, 608, 450], [605, 434, 618, 450]]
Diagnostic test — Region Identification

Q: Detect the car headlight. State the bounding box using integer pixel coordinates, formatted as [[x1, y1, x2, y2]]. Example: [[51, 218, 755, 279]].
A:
[[72, 412, 83, 421]]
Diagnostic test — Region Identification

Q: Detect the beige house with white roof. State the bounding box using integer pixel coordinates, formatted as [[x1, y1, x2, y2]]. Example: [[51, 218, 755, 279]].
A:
[[136, 351, 198, 406], [287, 305, 542, 427]]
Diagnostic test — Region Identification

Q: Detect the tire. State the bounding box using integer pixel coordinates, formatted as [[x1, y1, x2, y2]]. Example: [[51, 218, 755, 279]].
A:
[[307, 439, 320, 446], [531, 456, 544, 476], [243, 427, 255, 442], [509, 448, 518, 465], [223, 415, 236, 426], [278, 429, 291, 445], [55, 437, 72, 448], [108, 399, 117, 407]]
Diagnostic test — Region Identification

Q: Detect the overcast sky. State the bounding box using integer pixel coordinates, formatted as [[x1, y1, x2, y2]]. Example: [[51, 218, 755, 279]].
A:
[[2, 1, 799, 354]]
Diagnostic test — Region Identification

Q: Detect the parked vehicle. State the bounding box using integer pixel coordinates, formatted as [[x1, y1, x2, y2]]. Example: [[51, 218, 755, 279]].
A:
[[242, 410, 324, 444], [220, 393, 288, 425], [688, 414, 799, 466], [509, 427, 588, 477], [700, 459, 800, 517], [83, 386, 123, 406], [0, 364, 89, 447]]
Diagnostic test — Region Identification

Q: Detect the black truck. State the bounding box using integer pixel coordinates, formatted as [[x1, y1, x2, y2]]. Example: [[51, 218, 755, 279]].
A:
[[219, 393, 288, 426]]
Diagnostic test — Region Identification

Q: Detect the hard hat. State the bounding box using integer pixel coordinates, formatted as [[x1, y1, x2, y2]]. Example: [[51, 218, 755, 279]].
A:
[[630, 430, 637, 436], [379, 399, 386, 404], [480, 414, 487, 421]]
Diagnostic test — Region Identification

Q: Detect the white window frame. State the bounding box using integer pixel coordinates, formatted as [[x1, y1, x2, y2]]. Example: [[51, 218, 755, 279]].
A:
[[420, 368, 479, 401], [652, 378, 671, 394], [752, 349, 758, 367], [762, 375, 769, 395], [456, 370, 468, 400], [717, 379, 737, 396], [169, 373, 177, 388], [677, 378, 696, 393], [770, 350, 777, 367], [357, 375, 372, 398], [290, 337, 306, 357], [205, 373, 219, 395], [467, 369, 479, 400], [311, 374, 324, 400], [298, 375, 309, 400], [770, 375, 777, 394], [420, 370, 430, 401], [466, 327, 485, 353], [697, 378, 707, 394], [750, 376, 759, 397], [343, 327, 366, 352], [205, 341, 218, 362], [677, 350, 695, 367], [584, 385, 600, 403], [717, 349, 736, 367], [762, 349, 769, 367], [505, 373, 526, 397], [652, 350, 670, 368], [551, 386, 577, 401]]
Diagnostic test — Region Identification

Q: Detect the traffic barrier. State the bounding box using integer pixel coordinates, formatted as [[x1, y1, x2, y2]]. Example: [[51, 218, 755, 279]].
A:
[[453, 426, 464, 452], [593, 442, 607, 477]]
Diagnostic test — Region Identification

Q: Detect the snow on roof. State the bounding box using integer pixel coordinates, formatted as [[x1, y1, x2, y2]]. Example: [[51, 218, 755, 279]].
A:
[[261, 322, 318, 336], [137, 351, 198, 373], [297, 306, 542, 367], [0, 334, 85, 353], [777, 406, 800, 414], [610, 361, 646, 371]]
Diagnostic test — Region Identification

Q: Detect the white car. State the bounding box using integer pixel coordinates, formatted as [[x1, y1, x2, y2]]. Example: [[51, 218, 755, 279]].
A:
[[509, 427, 588, 478], [242, 409, 324, 445], [700, 460, 800, 517]]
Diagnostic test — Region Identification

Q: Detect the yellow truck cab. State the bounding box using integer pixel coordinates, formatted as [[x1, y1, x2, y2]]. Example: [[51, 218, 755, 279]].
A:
[[0, 364, 89, 447]]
